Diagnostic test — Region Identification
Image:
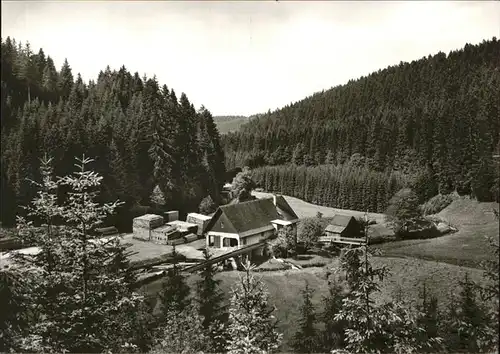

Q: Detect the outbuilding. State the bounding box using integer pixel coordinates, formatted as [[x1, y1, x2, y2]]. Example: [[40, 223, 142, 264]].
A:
[[324, 214, 362, 239]]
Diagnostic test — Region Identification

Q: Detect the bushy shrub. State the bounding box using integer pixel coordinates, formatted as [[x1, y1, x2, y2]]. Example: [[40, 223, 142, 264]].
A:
[[396, 219, 441, 240], [420, 193, 458, 215], [298, 217, 324, 251], [199, 195, 217, 215]]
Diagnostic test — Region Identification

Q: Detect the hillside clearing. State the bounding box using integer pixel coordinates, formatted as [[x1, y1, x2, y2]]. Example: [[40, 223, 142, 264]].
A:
[[254, 192, 498, 268], [214, 116, 250, 134], [141, 256, 487, 351], [377, 199, 499, 268], [252, 191, 386, 223]]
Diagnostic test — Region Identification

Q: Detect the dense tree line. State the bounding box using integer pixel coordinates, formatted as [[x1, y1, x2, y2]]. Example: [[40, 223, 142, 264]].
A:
[[223, 38, 500, 204], [251, 164, 408, 213], [0, 37, 226, 229], [290, 245, 499, 353], [0, 158, 280, 353], [1, 157, 498, 353]]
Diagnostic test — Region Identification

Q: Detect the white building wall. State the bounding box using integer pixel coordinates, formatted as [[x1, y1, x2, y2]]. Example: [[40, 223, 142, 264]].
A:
[[242, 229, 275, 246]]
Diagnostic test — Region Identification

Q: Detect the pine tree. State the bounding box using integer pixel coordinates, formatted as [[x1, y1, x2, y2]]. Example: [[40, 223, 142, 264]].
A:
[[7, 155, 144, 352], [147, 81, 177, 207], [150, 184, 166, 210], [0, 269, 25, 352], [292, 282, 319, 353], [320, 280, 347, 352], [196, 248, 228, 352], [159, 246, 191, 316], [444, 273, 491, 353], [154, 303, 208, 354], [226, 260, 282, 353], [57, 58, 73, 100], [416, 282, 443, 352], [335, 240, 434, 353], [477, 209, 500, 351]]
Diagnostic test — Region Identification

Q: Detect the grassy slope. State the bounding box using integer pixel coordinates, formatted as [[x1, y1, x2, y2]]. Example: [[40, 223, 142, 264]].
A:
[[252, 191, 386, 223], [255, 191, 498, 268], [377, 199, 499, 268], [139, 195, 497, 349], [141, 257, 486, 351], [214, 116, 250, 134]]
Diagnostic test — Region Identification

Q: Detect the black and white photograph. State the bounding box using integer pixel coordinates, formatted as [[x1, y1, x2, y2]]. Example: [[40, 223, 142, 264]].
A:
[[1, 1, 499, 353]]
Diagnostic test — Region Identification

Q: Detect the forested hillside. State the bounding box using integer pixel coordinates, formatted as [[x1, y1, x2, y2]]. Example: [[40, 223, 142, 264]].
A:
[[223, 38, 500, 210], [0, 37, 226, 229], [213, 115, 248, 122], [213, 115, 264, 134]]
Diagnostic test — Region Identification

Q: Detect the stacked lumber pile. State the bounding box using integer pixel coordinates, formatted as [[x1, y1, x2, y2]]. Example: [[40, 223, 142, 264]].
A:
[[164, 211, 179, 222], [133, 214, 164, 241], [167, 238, 185, 246], [184, 233, 198, 243], [186, 213, 212, 235], [151, 225, 180, 245]]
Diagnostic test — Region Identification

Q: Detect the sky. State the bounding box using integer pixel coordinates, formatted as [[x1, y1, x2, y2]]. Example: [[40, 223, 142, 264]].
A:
[[2, 1, 499, 116]]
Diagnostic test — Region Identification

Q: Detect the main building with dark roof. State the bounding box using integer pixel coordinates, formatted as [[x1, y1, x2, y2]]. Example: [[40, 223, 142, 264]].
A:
[[204, 195, 299, 250]]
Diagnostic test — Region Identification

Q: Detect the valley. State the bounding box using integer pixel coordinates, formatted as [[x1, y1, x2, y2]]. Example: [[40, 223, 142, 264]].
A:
[[1, 5, 499, 351]]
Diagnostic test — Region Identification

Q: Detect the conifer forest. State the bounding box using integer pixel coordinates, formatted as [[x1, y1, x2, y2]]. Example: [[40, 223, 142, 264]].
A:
[[223, 38, 500, 211], [1, 37, 226, 230], [0, 16, 499, 353]]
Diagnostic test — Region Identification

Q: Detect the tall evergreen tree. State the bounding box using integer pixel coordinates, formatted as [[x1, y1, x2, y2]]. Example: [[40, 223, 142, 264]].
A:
[[226, 260, 282, 353], [320, 280, 347, 352], [159, 246, 191, 316], [6, 155, 144, 352], [291, 282, 319, 353], [196, 248, 229, 352]]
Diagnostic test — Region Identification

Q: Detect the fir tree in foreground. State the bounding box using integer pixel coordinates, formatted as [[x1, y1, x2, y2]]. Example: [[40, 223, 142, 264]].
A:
[[291, 281, 319, 353], [416, 282, 442, 353], [159, 245, 191, 316], [5, 155, 145, 353], [153, 304, 208, 354], [333, 242, 440, 354], [226, 260, 282, 354], [320, 280, 347, 352], [196, 248, 229, 352], [444, 273, 492, 353]]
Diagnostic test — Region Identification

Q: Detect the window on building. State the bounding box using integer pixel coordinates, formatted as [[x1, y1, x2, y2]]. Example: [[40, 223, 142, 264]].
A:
[[221, 221, 224, 229]]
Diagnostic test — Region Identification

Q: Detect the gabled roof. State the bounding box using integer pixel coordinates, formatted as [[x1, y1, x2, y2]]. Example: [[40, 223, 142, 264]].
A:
[[274, 195, 299, 221], [325, 224, 346, 234], [325, 214, 358, 234], [206, 198, 279, 234], [331, 214, 356, 227]]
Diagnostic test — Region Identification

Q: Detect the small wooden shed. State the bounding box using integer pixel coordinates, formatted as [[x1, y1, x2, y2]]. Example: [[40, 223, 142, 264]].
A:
[[325, 214, 362, 239]]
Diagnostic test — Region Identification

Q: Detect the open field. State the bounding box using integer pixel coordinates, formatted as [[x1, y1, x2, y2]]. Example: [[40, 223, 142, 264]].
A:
[[214, 116, 250, 134], [252, 191, 386, 223], [254, 192, 498, 268], [377, 199, 499, 268], [141, 256, 487, 351]]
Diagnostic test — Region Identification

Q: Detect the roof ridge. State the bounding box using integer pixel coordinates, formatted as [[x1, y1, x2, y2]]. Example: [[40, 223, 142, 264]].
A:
[[220, 197, 272, 209]]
